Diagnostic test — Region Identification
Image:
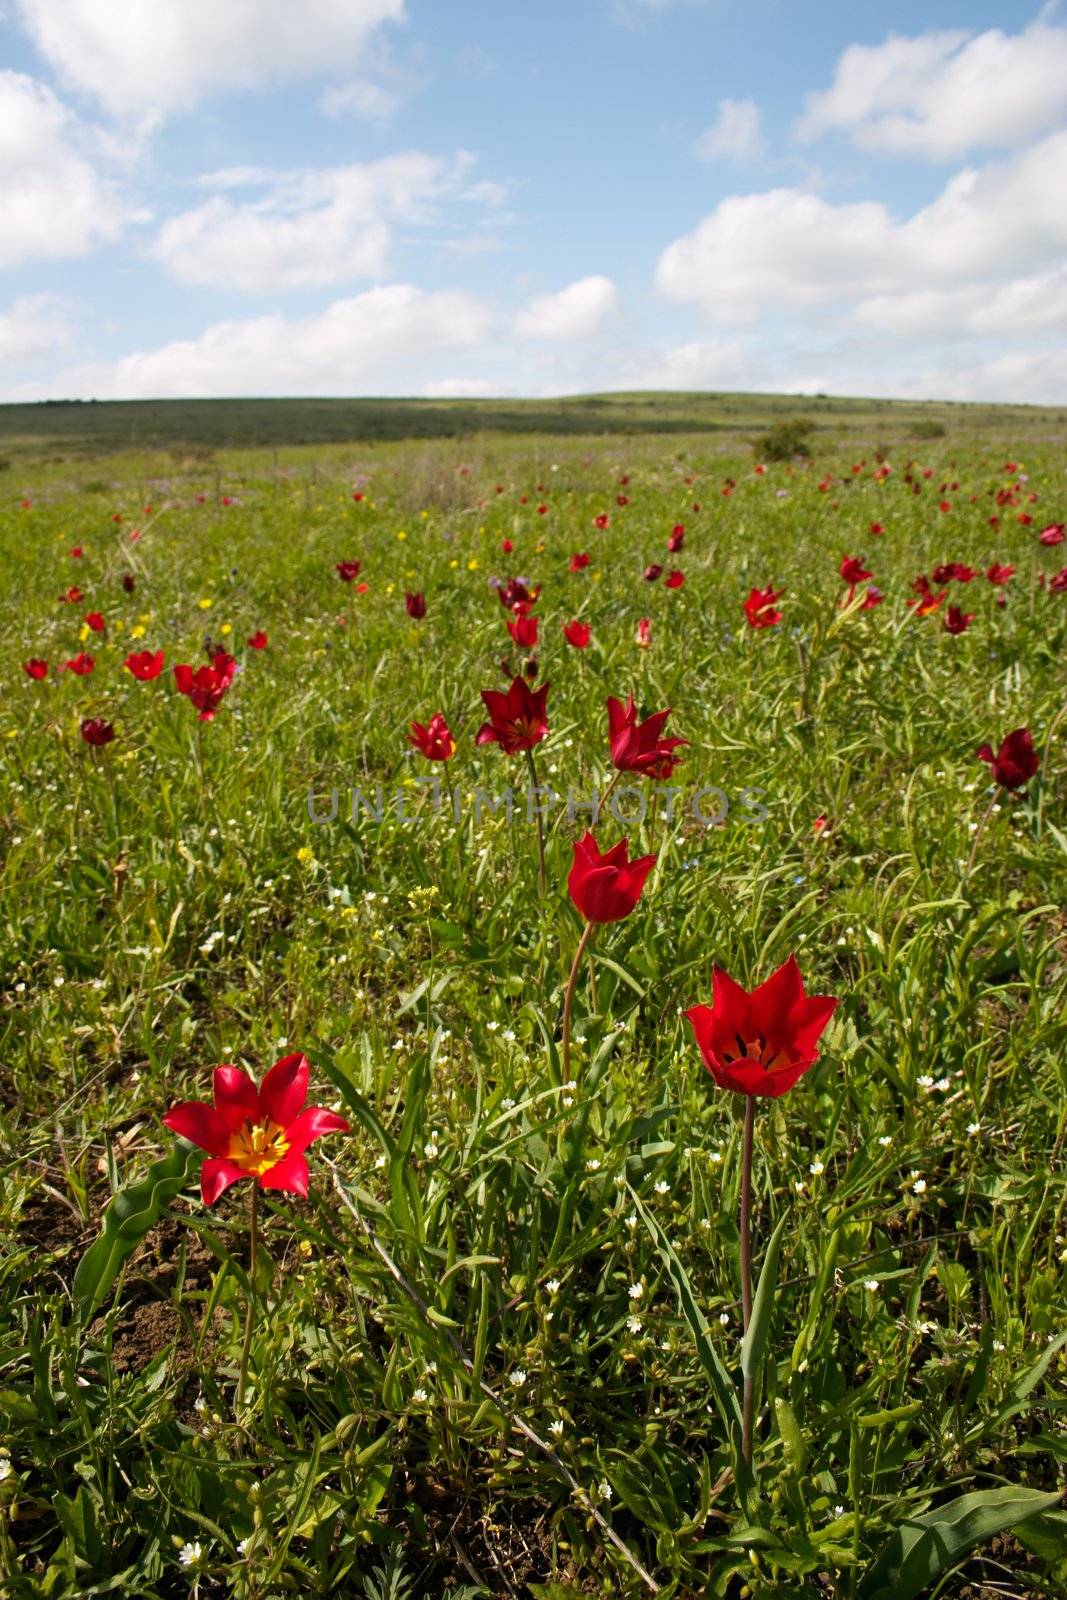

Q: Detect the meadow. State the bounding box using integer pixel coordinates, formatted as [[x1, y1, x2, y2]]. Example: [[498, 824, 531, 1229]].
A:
[[1, 398, 1065, 1599]]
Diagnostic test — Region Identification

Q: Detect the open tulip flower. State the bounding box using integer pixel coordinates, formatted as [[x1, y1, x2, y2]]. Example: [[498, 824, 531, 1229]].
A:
[[977, 727, 1038, 790], [568, 831, 656, 924], [125, 649, 165, 681], [607, 693, 686, 777], [477, 675, 549, 754], [563, 620, 590, 649], [744, 585, 784, 628], [685, 955, 838, 1099], [164, 1054, 349, 1205], [409, 711, 456, 761], [173, 650, 236, 721], [23, 658, 48, 679]]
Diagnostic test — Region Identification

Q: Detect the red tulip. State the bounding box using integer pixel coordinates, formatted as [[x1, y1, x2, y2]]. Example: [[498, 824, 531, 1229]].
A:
[[869, 521, 885, 535], [607, 693, 686, 778], [336, 560, 362, 582], [173, 651, 236, 721], [563, 620, 591, 649], [1039, 523, 1064, 546], [85, 612, 106, 633], [986, 563, 1014, 585], [409, 712, 456, 761], [163, 1054, 349, 1206], [507, 615, 539, 647], [499, 577, 539, 612], [665, 569, 685, 589], [23, 659, 48, 679], [635, 617, 652, 649], [80, 717, 115, 746], [643, 564, 663, 582], [594, 513, 610, 530], [122, 573, 136, 593], [685, 955, 838, 1099], [568, 832, 656, 924], [476, 675, 549, 754], [1050, 566, 1067, 592], [405, 592, 426, 619], [977, 728, 1038, 790], [64, 653, 95, 675], [570, 551, 590, 572], [61, 586, 83, 604], [744, 585, 784, 628], [70, 545, 83, 559], [944, 606, 975, 634], [248, 630, 268, 649], [667, 524, 685, 552], [839, 556, 871, 585], [125, 649, 164, 681]]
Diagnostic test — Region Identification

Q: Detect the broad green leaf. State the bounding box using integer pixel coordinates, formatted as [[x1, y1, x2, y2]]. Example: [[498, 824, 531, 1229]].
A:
[[71, 1141, 198, 1324], [857, 1485, 1062, 1600], [740, 1211, 788, 1386]]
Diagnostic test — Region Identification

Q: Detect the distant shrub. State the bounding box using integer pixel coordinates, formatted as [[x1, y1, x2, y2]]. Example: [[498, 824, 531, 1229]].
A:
[[910, 418, 947, 440], [82, 479, 111, 494], [753, 417, 816, 461], [0, 457, 9, 473]]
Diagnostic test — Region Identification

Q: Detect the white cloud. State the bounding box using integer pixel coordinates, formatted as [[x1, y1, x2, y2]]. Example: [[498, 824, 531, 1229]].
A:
[[422, 377, 496, 398], [514, 276, 621, 340], [0, 71, 124, 267], [150, 153, 484, 292], [319, 80, 399, 121], [14, 0, 405, 118], [655, 132, 1067, 324], [797, 22, 1067, 160], [0, 294, 72, 363], [853, 267, 1067, 340], [44, 286, 494, 399], [695, 98, 763, 163]]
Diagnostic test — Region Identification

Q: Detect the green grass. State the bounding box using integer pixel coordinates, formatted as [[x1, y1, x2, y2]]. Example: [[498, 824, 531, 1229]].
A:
[[1, 421, 1065, 1598]]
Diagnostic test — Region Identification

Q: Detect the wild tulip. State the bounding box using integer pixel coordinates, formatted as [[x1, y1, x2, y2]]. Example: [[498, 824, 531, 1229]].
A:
[[1050, 567, 1067, 592], [62, 586, 83, 604], [987, 564, 1014, 585], [336, 560, 362, 582], [635, 617, 652, 648], [80, 717, 115, 746], [248, 631, 268, 649], [667, 525, 685, 552], [1039, 523, 1064, 546], [607, 693, 686, 779], [409, 712, 456, 761], [405, 592, 426, 619], [839, 557, 871, 585], [173, 651, 236, 721], [65, 653, 95, 676], [570, 551, 590, 572], [562, 832, 656, 1086], [686, 955, 837, 1461], [70, 546, 83, 559], [122, 573, 136, 593], [507, 615, 539, 648], [563, 620, 590, 649], [860, 585, 884, 608], [744, 585, 784, 628], [944, 606, 975, 634], [163, 1053, 349, 1415], [477, 675, 550, 891], [85, 612, 106, 633], [665, 570, 685, 589], [125, 649, 164, 681], [643, 564, 663, 582], [977, 728, 1038, 791], [23, 659, 48, 679]]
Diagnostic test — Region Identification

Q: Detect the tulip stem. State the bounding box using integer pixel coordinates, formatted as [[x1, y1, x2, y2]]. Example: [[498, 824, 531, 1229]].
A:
[[593, 769, 622, 826], [237, 1183, 259, 1419], [524, 747, 548, 896], [562, 921, 596, 1089], [964, 789, 999, 878], [740, 1095, 755, 1463]]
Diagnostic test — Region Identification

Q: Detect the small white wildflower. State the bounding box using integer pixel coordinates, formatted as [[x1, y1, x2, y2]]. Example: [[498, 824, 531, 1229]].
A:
[[412, 1387, 428, 1402], [563, 1080, 578, 1092], [486, 1020, 499, 1031], [863, 1278, 880, 1293], [193, 1396, 206, 1413], [626, 1316, 643, 1334], [934, 1077, 950, 1091], [653, 1180, 670, 1195], [549, 1419, 565, 1436], [178, 1542, 203, 1567], [809, 1159, 824, 1176], [718, 1311, 730, 1326], [877, 1134, 892, 1147], [585, 1158, 601, 1171], [917, 1074, 934, 1089], [628, 1283, 643, 1300], [967, 1121, 981, 1136], [834, 1504, 845, 1518], [546, 1279, 561, 1295], [502, 1029, 516, 1042], [374, 1153, 387, 1169], [0, 1460, 12, 1482], [993, 1340, 1005, 1352], [236, 1537, 250, 1555], [598, 1480, 613, 1501], [501, 1096, 516, 1110], [912, 1177, 928, 1194], [917, 1321, 937, 1335], [510, 1369, 527, 1388], [709, 1148, 723, 1164], [423, 1142, 439, 1160], [625, 1213, 638, 1229]]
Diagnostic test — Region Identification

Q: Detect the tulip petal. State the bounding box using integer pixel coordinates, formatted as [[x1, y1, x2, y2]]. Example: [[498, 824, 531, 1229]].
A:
[[258, 1150, 310, 1197], [201, 1157, 248, 1206], [259, 1053, 309, 1126], [283, 1105, 350, 1155], [752, 955, 805, 1027], [789, 994, 839, 1059], [163, 1100, 233, 1157], [213, 1065, 258, 1129]]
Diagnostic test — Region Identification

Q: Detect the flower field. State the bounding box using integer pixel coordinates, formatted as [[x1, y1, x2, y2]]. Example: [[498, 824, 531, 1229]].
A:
[[1, 415, 1065, 1598]]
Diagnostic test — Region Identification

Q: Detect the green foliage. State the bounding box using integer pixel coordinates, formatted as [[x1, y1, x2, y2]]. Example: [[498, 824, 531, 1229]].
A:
[[752, 416, 816, 460], [0, 419, 1064, 1596]]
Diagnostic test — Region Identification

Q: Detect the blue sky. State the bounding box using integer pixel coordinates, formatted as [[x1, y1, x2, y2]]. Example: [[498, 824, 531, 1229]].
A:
[[2, 0, 1065, 402]]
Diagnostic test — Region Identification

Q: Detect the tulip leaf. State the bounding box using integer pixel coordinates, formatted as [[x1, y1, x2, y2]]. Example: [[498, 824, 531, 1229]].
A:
[[740, 1211, 788, 1387], [72, 1140, 198, 1325], [856, 1485, 1063, 1600], [628, 1186, 743, 1444]]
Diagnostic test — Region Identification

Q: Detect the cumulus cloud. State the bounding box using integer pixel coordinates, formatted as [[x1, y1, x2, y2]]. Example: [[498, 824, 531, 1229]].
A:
[[150, 153, 490, 292], [0, 71, 125, 267], [44, 285, 494, 399], [319, 80, 399, 121], [421, 377, 497, 398], [796, 22, 1067, 160], [514, 277, 621, 340], [655, 132, 1067, 329], [695, 98, 763, 163], [13, 0, 405, 118], [0, 294, 72, 364]]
